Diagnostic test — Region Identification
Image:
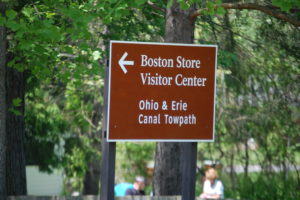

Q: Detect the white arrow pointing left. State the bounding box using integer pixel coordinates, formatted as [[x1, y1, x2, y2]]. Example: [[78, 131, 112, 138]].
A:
[[118, 52, 134, 74]]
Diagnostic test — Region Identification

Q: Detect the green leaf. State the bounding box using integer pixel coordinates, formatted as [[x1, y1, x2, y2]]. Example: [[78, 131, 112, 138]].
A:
[[167, 0, 175, 9], [281, 4, 292, 12], [12, 98, 22, 107], [216, 6, 226, 15], [189, 0, 202, 3], [272, 0, 293, 12], [9, 98, 22, 116], [216, 0, 222, 5], [6, 9, 17, 19], [22, 7, 33, 18], [179, 1, 190, 10], [6, 19, 21, 31], [19, 40, 33, 50], [135, 0, 147, 6], [0, 16, 6, 26], [9, 108, 22, 116], [46, 12, 56, 18]]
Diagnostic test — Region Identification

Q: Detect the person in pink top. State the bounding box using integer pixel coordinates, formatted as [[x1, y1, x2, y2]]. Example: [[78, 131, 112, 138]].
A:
[[200, 168, 224, 199]]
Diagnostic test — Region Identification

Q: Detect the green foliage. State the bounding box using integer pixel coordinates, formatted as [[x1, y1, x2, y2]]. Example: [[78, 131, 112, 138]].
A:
[[6, 9, 17, 20], [167, 0, 175, 9], [8, 97, 22, 116], [9, 0, 104, 188], [63, 146, 88, 192], [135, 0, 148, 6], [178, 0, 191, 10], [272, 0, 300, 12], [196, 5, 299, 200], [12, 97, 21, 106], [105, 0, 165, 41], [220, 172, 300, 200], [18, 0, 164, 193], [168, 0, 300, 14], [25, 88, 69, 171], [218, 50, 238, 69], [1, 1, 100, 83]]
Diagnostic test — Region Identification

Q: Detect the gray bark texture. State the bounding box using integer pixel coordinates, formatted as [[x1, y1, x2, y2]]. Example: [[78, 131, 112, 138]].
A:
[[83, 158, 101, 194], [153, 1, 197, 196], [5, 54, 27, 195], [164, 2, 196, 43], [154, 143, 182, 195], [4, 1, 28, 195], [0, 2, 7, 198]]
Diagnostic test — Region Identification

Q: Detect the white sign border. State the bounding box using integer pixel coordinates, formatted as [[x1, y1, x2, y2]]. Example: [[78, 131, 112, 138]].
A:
[[107, 40, 218, 142]]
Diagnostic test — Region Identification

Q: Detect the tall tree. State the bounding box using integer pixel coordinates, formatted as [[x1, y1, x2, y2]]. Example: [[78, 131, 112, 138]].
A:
[[154, 1, 197, 196], [5, 54, 27, 195], [4, 0, 29, 194], [0, 0, 28, 195], [0, 1, 7, 198], [154, 0, 300, 197]]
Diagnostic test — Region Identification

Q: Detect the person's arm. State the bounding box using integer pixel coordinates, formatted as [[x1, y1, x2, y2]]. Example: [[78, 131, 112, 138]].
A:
[[200, 180, 210, 198], [125, 188, 133, 195], [214, 180, 224, 199], [207, 194, 221, 199], [200, 193, 220, 199]]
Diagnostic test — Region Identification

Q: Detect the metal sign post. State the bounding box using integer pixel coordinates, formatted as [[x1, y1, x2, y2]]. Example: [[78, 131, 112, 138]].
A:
[[100, 60, 116, 200], [181, 142, 197, 200]]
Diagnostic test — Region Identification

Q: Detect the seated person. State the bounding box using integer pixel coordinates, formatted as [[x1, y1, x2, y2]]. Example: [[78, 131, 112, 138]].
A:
[[200, 168, 224, 199], [114, 182, 134, 196], [125, 176, 145, 195]]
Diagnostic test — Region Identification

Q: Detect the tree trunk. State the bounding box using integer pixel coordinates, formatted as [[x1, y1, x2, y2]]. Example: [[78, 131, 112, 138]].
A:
[[229, 151, 236, 190], [244, 138, 249, 178], [154, 142, 181, 195], [5, 55, 27, 195], [153, 1, 197, 195], [164, 2, 196, 43], [83, 102, 102, 194], [0, 2, 7, 197], [83, 157, 101, 194]]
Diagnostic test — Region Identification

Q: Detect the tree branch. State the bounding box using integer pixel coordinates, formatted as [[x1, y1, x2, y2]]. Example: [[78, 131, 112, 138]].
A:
[[191, 3, 300, 28], [147, 1, 165, 13], [265, 5, 300, 13]]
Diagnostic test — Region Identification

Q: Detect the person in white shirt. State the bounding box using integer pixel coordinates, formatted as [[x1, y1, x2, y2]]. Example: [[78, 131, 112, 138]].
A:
[[200, 168, 224, 199]]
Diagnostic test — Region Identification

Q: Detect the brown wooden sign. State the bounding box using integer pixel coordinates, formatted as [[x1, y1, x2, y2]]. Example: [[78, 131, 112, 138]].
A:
[[107, 41, 217, 141]]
